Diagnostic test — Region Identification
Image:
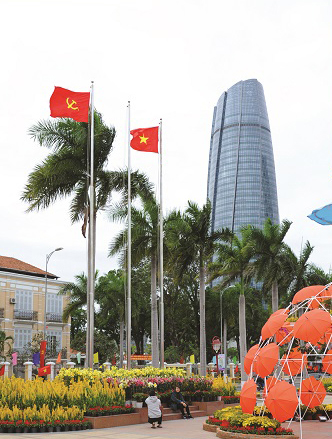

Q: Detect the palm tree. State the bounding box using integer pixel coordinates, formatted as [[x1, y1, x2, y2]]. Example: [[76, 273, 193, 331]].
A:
[[109, 197, 160, 367], [283, 241, 316, 301], [247, 218, 292, 312], [58, 271, 101, 364], [59, 273, 90, 323], [209, 227, 254, 383], [166, 200, 222, 376], [96, 270, 126, 367], [22, 114, 153, 222], [22, 114, 153, 363]]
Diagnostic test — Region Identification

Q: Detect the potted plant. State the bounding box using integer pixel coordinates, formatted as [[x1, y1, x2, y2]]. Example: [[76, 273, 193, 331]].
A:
[[54, 420, 62, 432], [15, 419, 23, 433], [46, 421, 54, 432], [23, 420, 31, 433], [132, 392, 146, 408]]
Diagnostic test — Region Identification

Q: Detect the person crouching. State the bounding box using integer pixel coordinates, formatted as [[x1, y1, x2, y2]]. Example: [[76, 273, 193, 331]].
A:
[[145, 390, 162, 428]]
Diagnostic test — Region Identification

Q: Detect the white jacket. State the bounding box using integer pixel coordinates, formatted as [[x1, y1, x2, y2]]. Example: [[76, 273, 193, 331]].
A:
[[145, 396, 162, 418]]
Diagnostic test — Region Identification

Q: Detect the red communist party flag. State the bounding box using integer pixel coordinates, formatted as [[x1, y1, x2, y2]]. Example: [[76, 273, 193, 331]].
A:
[[0, 365, 5, 376], [130, 127, 159, 153], [38, 365, 51, 377], [40, 340, 47, 368], [50, 87, 90, 122]]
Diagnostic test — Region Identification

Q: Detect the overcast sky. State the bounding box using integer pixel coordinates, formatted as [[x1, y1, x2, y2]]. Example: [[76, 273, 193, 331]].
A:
[[1, 0, 332, 282]]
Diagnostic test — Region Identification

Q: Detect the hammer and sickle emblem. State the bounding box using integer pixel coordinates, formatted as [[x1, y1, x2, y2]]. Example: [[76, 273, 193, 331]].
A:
[[66, 97, 79, 111]]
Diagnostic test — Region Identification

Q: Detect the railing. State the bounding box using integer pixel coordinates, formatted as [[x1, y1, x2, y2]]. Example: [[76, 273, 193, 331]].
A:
[[46, 312, 63, 323], [14, 310, 38, 321], [0, 308, 4, 318]]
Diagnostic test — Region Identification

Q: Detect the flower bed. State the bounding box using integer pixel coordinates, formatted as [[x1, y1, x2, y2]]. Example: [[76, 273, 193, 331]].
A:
[[322, 377, 332, 392], [206, 417, 294, 435], [253, 404, 332, 421], [210, 406, 295, 436], [222, 395, 240, 404], [57, 366, 186, 385], [0, 419, 92, 433], [0, 376, 129, 432], [212, 376, 237, 396], [0, 376, 125, 410], [0, 404, 91, 433], [85, 405, 134, 417]]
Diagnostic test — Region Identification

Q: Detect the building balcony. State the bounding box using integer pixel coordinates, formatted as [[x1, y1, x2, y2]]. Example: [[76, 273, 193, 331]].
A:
[[0, 308, 4, 319], [46, 312, 63, 323], [14, 310, 38, 322]]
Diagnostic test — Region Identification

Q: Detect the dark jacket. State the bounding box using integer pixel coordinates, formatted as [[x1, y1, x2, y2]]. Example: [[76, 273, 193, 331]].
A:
[[170, 391, 185, 410]]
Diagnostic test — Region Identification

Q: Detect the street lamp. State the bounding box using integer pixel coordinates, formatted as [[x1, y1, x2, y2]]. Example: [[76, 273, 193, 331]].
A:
[[44, 248, 63, 338], [212, 336, 222, 376]]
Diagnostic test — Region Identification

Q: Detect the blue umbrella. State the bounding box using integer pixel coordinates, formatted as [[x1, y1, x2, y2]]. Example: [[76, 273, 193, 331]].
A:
[[308, 204, 332, 225]]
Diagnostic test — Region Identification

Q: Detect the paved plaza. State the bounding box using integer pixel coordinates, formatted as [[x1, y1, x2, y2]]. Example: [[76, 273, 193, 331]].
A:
[[0, 416, 332, 439]]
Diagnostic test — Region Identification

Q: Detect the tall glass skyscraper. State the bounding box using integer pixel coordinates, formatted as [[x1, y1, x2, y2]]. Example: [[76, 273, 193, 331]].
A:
[[207, 79, 279, 235]]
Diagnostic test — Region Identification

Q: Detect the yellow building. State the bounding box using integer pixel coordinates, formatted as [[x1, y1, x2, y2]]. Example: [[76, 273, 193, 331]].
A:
[[0, 256, 70, 358]]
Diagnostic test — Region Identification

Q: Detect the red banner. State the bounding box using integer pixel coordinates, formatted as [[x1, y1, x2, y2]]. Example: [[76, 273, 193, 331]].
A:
[[0, 365, 5, 376], [40, 340, 47, 368], [50, 86, 90, 122], [130, 355, 152, 361]]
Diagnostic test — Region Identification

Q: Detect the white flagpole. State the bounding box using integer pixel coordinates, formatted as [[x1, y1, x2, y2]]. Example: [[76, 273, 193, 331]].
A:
[[159, 118, 164, 368], [87, 81, 95, 369], [127, 101, 132, 370]]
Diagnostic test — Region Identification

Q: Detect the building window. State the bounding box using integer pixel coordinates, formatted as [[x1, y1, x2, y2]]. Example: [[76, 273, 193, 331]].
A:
[[15, 290, 33, 310], [14, 328, 32, 351], [46, 294, 62, 314], [46, 330, 62, 355]]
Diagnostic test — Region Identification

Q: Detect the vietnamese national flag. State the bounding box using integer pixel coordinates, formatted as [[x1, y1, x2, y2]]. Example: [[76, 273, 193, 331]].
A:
[[40, 340, 47, 368], [0, 365, 5, 376], [38, 365, 51, 377], [130, 127, 159, 153], [50, 86, 90, 122]]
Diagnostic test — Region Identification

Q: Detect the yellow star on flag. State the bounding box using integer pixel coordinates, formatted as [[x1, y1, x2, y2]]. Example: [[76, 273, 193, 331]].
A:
[[139, 134, 149, 144]]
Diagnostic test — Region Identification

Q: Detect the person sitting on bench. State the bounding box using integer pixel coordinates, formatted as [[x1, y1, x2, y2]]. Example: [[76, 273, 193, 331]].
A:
[[170, 386, 192, 419]]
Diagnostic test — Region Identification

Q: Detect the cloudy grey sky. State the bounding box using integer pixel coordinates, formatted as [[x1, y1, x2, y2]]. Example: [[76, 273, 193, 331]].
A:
[[1, 0, 332, 282]]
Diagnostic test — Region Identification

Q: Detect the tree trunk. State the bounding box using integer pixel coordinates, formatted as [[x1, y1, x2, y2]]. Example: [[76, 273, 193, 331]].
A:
[[199, 257, 206, 376], [151, 253, 159, 367], [272, 280, 279, 313], [239, 293, 247, 385], [119, 320, 124, 368], [223, 318, 228, 375]]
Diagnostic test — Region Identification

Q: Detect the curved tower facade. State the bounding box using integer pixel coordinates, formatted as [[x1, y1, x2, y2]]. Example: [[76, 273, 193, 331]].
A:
[[207, 79, 279, 234]]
